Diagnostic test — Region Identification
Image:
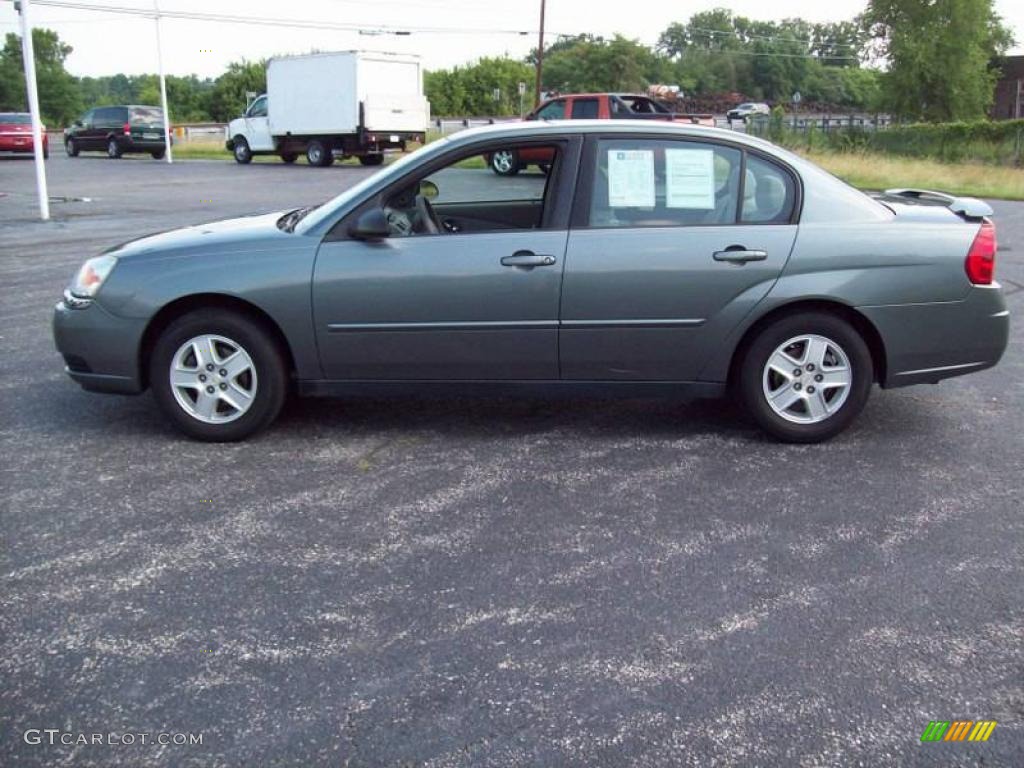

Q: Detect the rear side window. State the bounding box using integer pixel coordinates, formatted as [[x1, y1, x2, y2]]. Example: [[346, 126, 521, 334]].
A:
[[570, 98, 599, 119], [741, 155, 796, 224], [588, 138, 742, 228], [96, 107, 128, 123], [0, 113, 31, 124]]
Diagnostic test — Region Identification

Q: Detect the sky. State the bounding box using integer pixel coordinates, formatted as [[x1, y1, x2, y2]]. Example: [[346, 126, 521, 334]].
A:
[[1, 0, 1022, 78]]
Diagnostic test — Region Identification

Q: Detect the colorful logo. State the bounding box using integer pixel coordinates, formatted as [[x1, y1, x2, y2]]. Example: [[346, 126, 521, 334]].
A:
[[921, 720, 997, 742]]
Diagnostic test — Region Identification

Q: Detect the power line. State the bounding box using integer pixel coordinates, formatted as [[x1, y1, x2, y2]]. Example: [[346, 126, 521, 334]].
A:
[[28, 0, 535, 36]]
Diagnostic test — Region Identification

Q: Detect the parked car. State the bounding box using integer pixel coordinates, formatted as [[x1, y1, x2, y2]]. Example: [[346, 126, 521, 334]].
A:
[[487, 93, 715, 175], [64, 105, 170, 159], [225, 52, 429, 167], [727, 102, 771, 122], [0, 112, 48, 158], [54, 121, 1008, 443]]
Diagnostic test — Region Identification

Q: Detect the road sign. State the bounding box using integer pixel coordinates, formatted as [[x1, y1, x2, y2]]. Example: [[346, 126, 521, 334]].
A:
[[518, 81, 526, 96], [792, 91, 802, 104]]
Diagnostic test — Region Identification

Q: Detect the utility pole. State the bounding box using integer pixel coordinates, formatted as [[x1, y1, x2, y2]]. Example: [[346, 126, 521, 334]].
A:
[[17, 0, 50, 220], [533, 0, 545, 107], [154, 1, 173, 162]]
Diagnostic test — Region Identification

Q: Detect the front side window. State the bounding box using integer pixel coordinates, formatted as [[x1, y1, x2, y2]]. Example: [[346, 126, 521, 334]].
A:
[[379, 143, 559, 237], [535, 99, 566, 120], [571, 98, 599, 119], [247, 97, 268, 118], [741, 154, 796, 223], [588, 139, 742, 228]]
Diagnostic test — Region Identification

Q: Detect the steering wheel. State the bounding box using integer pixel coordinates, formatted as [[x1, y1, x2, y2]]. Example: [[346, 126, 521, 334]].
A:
[[415, 195, 441, 235]]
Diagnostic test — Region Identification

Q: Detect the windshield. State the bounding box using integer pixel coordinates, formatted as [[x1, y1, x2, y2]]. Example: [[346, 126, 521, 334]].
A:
[[295, 137, 452, 235], [0, 113, 31, 124]]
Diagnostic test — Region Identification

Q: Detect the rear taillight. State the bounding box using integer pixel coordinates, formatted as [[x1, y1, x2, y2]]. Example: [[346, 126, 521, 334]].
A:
[[123, 122, 131, 135], [965, 219, 997, 285]]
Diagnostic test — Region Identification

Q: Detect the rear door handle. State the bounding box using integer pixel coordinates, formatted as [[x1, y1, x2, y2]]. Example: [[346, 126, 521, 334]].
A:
[[501, 251, 556, 268], [713, 248, 767, 264]]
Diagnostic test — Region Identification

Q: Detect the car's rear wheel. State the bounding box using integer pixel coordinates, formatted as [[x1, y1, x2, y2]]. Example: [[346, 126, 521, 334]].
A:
[[233, 137, 252, 164], [65, 138, 79, 157], [150, 310, 288, 442], [151, 148, 165, 159], [107, 138, 122, 159], [307, 140, 333, 167], [490, 149, 519, 176], [359, 153, 384, 166], [739, 312, 872, 443]]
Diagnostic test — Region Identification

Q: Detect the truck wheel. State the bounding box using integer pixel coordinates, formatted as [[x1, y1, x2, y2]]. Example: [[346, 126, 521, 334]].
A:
[[280, 153, 297, 164], [307, 140, 333, 167], [233, 137, 253, 164], [359, 153, 384, 166], [490, 149, 519, 176]]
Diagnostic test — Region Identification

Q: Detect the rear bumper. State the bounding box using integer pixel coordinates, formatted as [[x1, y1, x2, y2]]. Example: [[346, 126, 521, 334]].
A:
[[859, 285, 1010, 387], [0, 135, 46, 152], [53, 297, 146, 394]]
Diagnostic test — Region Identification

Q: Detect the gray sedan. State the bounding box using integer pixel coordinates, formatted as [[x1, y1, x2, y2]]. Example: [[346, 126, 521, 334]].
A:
[[53, 121, 1009, 442]]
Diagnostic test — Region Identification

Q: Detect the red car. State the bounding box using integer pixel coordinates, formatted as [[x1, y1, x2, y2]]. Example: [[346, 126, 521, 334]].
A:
[[0, 112, 49, 158], [486, 93, 715, 175]]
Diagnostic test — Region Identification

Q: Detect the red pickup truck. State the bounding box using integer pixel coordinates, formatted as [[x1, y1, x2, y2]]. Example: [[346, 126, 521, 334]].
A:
[[487, 93, 715, 176]]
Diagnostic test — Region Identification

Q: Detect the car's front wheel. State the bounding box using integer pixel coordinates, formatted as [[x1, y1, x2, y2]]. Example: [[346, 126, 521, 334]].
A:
[[65, 138, 79, 157], [232, 137, 252, 164], [489, 149, 519, 176], [150, 309, 288, 441], [739, 312, 873, 443]]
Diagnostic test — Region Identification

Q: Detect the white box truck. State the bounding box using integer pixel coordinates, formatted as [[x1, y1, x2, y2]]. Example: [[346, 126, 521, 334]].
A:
[[226, 51, 429, 167]]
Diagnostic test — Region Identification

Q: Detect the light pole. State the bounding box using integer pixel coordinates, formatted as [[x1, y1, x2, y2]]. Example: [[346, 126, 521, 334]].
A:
[[533, 0, 545, 107], [17, 0, 50, 220]]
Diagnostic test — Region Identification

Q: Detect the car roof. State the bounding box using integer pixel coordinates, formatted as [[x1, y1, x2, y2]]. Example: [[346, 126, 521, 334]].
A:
[[443, 119, 777, 152]]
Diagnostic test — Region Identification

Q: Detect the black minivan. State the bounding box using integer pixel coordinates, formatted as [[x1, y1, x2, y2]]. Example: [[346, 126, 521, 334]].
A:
[[64, 105, 171, 159]]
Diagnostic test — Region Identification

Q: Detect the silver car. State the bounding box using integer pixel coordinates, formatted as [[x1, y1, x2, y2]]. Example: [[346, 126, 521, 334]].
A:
[[53, 121, 1008, 442]]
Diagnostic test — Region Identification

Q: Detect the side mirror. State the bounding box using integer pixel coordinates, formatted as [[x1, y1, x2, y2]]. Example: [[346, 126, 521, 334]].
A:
[[350, 209, 390, 241], [418, 179, 439, 199]]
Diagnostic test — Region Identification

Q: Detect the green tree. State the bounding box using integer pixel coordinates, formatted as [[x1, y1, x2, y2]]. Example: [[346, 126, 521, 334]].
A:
[[425, 57, 534, 116], [0, 28, 81, 126], [862, 0, 1013, 120], [207, 59, 266, 122]]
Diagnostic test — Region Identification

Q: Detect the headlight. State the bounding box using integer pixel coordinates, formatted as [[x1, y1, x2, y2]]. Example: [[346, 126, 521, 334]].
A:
[[69, 254, 117, 299]]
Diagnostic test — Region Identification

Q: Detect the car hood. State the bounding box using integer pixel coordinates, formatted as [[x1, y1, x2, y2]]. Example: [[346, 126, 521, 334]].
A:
[[103, 211, 294, 258]]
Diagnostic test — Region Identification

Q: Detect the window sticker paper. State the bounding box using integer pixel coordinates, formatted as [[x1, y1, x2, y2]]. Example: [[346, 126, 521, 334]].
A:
[[665, 148, 716, 209], [607, 149, 655, 208]]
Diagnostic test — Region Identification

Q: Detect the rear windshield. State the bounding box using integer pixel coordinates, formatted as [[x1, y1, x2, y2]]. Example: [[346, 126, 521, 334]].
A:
[[0, 113, 31, 124], [131, 107, 164, 122]]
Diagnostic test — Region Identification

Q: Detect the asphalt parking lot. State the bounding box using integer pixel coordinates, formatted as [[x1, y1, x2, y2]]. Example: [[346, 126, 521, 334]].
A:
[[2, 150, 1023, 766]]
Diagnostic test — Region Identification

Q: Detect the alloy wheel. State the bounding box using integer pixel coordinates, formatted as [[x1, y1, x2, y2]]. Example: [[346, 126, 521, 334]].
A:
[[761, 334, 852, 424], [491, 150, 515, 174], [169, 334, 258, 424]]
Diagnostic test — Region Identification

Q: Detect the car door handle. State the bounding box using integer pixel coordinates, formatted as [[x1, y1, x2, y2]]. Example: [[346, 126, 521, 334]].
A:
[[713, 247, 767, 264], [501, 251, 556, 268]]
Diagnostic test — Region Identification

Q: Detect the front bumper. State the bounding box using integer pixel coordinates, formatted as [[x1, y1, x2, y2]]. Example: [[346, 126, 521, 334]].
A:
[[859, 285, 1010, 387], [53, 297, 147, 394]]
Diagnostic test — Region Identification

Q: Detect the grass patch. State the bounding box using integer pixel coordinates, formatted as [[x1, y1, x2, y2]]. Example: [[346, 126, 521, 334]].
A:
[[798, 149, 1024, 201]]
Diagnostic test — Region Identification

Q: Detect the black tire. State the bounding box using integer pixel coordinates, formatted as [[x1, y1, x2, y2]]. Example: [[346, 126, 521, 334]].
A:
[[538, 163, 550, 176], [149, 309, 288, 442], [107, 138, 122, 159], [232, 137, 252, 164], [151, 148, 166, 160], [738, 312, 873, 443], [359, 153, 384, 166], [280, 152, 297, 164], [489, 149, 519, 176], [65, 138, 79, 157], [306, 140, 333, 167]]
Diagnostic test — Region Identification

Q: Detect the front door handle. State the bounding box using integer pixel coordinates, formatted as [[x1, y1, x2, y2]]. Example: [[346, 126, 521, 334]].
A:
[[713, 247, 767, 264], [501, 251, 556, 268]]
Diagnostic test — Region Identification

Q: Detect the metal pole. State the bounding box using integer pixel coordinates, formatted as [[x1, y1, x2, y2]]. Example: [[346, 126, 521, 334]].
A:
[[154, 1, 172, 163], [533, 0, 545, 108], [19, 0, 50, 221]]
